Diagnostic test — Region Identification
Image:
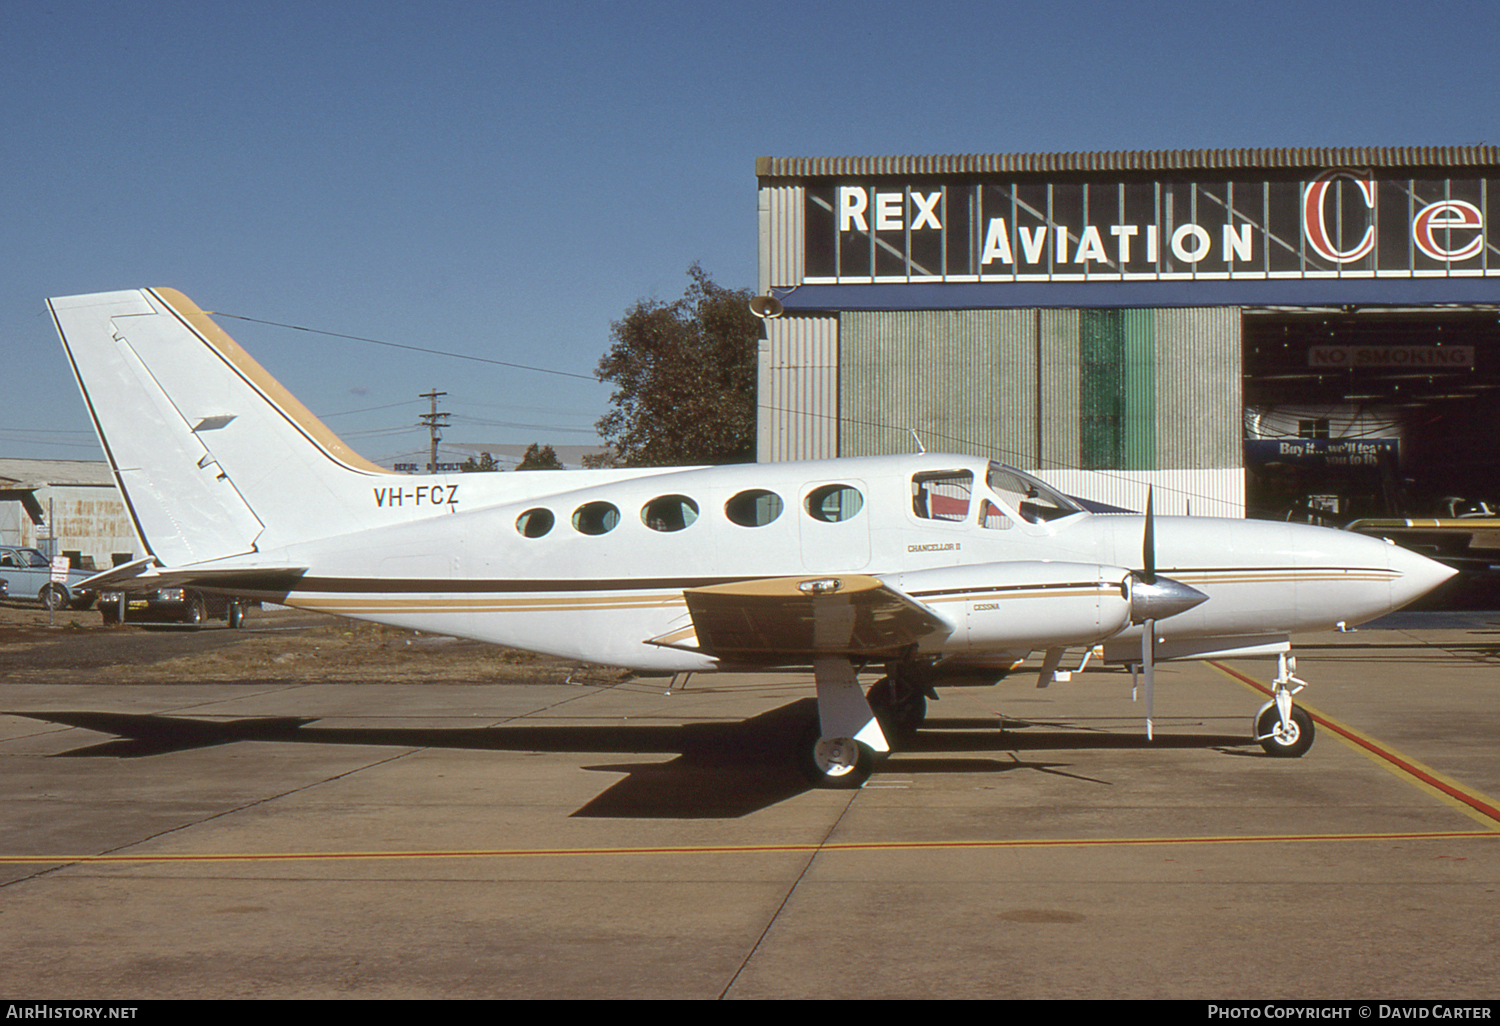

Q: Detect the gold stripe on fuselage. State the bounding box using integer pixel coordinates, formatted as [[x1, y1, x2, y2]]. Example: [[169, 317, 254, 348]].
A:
[[281, 565, 1397, 617]]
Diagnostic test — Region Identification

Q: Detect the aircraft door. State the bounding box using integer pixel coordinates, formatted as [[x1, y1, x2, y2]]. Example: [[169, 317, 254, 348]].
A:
[[799, 479, 871, 571]]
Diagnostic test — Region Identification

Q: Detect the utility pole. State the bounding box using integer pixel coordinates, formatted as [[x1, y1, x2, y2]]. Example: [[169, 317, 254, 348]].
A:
[[419, 389, 449, 473]]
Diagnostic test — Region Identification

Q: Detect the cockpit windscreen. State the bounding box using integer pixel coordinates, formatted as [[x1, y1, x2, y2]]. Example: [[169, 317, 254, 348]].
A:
[[986, 464, 1084, 523]]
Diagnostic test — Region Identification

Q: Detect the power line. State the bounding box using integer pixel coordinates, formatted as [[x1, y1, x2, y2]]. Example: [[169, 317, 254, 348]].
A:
[[208, 311, 597, 381]]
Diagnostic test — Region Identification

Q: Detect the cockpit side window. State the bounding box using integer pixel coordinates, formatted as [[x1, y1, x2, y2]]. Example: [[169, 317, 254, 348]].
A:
[[985, 464, 1083, 524], [979, 499, 1013, 530], [911, 471, 973, 522]]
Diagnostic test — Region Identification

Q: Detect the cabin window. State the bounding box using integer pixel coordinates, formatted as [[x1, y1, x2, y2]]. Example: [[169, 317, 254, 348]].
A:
[[805, 484, 864, 523], [725, 489, 784, 527], [571, 501, 620, 535], [641, 494, 699, 532], [911, 470, 973, 522], [516, 508, 555, 538]]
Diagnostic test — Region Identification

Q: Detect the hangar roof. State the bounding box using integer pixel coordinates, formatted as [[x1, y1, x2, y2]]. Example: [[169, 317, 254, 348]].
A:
[[757, 146, 1500, 178], [0, 458, 114, 489]]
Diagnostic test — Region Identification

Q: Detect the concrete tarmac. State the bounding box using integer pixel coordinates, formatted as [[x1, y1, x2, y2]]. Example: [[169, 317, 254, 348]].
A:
[[2, 614, 1498, 999]]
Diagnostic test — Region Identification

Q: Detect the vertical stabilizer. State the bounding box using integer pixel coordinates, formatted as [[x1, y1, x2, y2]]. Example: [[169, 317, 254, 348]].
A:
[[49, 288, 396, 567]]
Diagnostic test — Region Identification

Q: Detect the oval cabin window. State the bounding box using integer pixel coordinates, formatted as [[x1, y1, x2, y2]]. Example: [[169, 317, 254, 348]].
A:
[[725, 489, 785, 527], [805, 484, 864, 523], [571, 501, 620, 536], [641, 495, 699, 532], [516, 508, 555, 538]]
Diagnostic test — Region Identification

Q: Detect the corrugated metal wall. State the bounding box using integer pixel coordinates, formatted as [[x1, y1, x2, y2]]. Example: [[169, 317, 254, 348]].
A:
[[840, 310, 1036, 463], [760, 307, 1244, 512], [758, 184, 804, 292], [1038, 309, 1081, 472], [1155, 307, 1241, 469], [758, 146, 1500, 178], [757, 314, 839, 461]]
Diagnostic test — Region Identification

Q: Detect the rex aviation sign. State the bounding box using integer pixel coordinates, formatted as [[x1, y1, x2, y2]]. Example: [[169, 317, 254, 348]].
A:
[[796, 170, 1500, 305]]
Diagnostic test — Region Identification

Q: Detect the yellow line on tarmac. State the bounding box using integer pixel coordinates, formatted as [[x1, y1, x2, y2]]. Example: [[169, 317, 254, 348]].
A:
[[1210, 660, 1500, 831], [5, 830, 1497, 866]]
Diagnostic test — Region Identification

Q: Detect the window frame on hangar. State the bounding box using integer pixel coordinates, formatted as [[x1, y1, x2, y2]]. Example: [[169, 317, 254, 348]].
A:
[[753, 147, 1500, 519]]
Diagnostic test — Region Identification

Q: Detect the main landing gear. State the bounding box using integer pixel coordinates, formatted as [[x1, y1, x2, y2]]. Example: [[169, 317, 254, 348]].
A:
[[1253, 653, 1316, 758], [797, 723, 877, 788], [798, 657, 888, 789], [799, 659, 935, 789], [866, 667, 934, 739]]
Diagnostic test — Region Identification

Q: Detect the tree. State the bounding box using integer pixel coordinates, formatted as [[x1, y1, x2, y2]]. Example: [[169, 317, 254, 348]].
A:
[[589, 263, 760, 467], [515, 442, 563, 470], [459, 451, 499, 472]]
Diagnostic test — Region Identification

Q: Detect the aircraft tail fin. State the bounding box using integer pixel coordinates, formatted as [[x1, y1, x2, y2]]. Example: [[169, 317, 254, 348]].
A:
[[49, 288, 397, 567]]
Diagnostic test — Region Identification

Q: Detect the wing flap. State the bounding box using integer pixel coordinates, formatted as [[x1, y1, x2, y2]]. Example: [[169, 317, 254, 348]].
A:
[[677, 575, 952, 663]]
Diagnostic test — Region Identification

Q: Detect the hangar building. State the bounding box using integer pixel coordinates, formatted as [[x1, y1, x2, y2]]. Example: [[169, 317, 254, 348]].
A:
[[754, 147, 1500, 520], [0, 458, 135, 569]]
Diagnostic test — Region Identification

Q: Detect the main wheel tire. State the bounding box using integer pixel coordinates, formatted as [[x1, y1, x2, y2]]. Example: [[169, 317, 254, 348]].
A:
[[227, 601, 244, 629], [797, 722, 875, 788], [184, 597, 205, 626], [866, 677, 927, 739], [1255, 703, 1315, 758], [39, 583, 68, 611]]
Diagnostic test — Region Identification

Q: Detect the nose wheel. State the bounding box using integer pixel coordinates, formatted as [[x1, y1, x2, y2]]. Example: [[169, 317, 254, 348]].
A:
[[1255, 702, 1315, 757], [1253, 653, 1315, 758]]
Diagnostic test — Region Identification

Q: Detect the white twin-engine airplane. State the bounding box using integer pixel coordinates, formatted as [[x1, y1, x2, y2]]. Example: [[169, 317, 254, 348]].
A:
[[49, 288, 1456, 787]]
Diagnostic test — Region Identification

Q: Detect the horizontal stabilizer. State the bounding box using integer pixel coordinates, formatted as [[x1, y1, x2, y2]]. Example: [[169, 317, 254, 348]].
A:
[[77, 557, 157, 591], [679, 575, 951, 663], [80, 560, 308, 597]]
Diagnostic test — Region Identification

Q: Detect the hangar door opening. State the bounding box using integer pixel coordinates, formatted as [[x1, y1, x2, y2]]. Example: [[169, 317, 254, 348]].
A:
[[1242, 309, 1500, 523]]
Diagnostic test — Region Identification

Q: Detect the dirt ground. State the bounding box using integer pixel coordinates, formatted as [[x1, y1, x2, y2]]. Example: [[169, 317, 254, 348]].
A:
[[0, 598, 625, 686]]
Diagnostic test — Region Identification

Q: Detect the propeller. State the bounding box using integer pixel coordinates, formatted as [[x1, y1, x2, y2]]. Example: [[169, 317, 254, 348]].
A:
[[1126, 488, 1207, 741], [1142, 487, 1156, 585], [1141, 488, 1156, 741]]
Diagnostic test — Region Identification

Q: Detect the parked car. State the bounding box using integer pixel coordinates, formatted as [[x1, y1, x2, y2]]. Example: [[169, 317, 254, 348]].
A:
[[0, 545, 98, 609], [98, 587, 253, 626]]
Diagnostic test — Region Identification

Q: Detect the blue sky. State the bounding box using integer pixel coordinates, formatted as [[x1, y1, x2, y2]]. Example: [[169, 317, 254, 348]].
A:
[[5, 0, 1498, 467]]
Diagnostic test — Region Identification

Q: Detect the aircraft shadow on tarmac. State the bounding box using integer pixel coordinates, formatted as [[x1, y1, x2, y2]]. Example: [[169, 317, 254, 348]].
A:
[[9, 703, 1256, 819]]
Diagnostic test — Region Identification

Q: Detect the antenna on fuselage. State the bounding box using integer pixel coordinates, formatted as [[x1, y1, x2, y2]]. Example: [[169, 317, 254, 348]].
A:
[[909, 428, 925, 454]]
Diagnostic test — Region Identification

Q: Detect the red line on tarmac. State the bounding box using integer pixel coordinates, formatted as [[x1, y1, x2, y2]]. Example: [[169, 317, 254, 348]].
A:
[[1210, 660, 1500, 826], [4, 830, 1497, 865]]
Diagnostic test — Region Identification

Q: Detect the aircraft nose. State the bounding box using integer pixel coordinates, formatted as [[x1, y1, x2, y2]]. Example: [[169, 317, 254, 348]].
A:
[[1383, 538, 1458, 610]]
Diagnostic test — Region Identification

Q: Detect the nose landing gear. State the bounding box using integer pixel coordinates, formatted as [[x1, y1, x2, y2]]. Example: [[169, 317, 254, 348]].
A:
[[1254, 653, 1316, 757]]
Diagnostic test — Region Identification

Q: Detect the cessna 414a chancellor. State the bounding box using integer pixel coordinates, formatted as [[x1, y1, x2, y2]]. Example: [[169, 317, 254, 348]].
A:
[[48, 288, 1455, 786]]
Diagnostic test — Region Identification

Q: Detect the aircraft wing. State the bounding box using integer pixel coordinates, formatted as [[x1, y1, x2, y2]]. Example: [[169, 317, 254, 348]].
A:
[[666, 575, 953, 664]]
